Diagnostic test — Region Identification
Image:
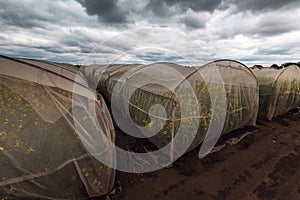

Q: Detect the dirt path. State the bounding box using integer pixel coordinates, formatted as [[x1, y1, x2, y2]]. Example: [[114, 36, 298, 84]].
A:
[[111, 109, 300, 200]]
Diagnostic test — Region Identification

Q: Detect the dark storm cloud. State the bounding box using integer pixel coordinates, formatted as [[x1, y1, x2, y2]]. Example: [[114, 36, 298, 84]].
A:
[[179, 15, 206, 29], [0, 46, 50, 60], [251, 11, 299, 36], [0, 10, 43, 28], [61, 39, 98, 54], [256, 19, 296, 36], [0, 0, 299, 67], [233, 0, 300, 12], [35, 46, 76, 54], [0, 0, 89, 29], [256, 48, 289, 55], [44, 46, 92, 54], [76, 0, 128, 23], [0, 1, 45, 28], [146, 0, 222, 16]]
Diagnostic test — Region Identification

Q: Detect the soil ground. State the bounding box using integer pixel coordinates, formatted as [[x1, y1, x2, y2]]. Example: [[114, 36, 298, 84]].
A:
[[105, 108, 300, 200]]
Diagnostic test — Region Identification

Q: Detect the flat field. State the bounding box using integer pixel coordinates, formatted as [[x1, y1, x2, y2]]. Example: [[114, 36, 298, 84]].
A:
[[112, 109, 300, 200]]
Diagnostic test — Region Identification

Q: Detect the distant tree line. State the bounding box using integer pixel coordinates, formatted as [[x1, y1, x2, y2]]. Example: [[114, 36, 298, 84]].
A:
[[252, 62, 300, 69]]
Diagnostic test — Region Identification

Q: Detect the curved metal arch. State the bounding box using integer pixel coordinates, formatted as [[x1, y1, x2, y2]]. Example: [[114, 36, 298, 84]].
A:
[[172, 59, 258, 100], [200, 59, 257, 81], [272, 64, 299, 87], [0, 55, 96, 100], [97, 59, 258, 103], [18, 58, 79, 74]]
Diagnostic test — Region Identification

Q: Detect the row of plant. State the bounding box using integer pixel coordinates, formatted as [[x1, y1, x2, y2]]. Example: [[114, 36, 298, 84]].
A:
[[252, 64, 300, 120], [2, 57, 299, 199], [0, 56, 116, 199], [82, 61, 259, 153]]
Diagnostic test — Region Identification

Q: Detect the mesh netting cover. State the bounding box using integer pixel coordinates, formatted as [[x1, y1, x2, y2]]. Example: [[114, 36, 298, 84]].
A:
[[252, 64, 300, 120], [82, 60, 259, 154], [0, 56, 115, 199]]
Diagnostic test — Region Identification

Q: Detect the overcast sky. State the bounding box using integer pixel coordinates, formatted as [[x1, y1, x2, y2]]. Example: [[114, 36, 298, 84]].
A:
[[0, 0, 299, 66]]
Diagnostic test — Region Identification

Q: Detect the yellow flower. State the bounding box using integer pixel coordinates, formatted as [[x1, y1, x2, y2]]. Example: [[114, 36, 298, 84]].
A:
[[0, 147, 4, 151], [93, 179, 101, 187], [0, 131, 7, 139], [82, 116, 88, 121], [71, 175, 77, 181], [15, 139, 22, 147], [25, 147, 35, 154], [148, 121, 153, 128], [9, 186, 16, 193]]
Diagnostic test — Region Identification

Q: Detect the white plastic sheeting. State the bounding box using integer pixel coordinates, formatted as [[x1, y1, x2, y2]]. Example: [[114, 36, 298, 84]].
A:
[[252, 64, 300, 120], [82, 60, 259, 153], [0, 56, 115, 199]]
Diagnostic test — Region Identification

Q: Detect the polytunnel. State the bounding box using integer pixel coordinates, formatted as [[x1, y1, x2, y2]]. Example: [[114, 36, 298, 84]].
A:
[[0, 55, 116, 199], [82, 60, 259, 155], [252, 64, 300, 120], [16, 58, 79, 74]]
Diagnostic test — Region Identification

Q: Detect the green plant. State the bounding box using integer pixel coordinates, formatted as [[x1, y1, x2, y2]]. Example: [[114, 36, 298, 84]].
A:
[[0, 76, 114, 199]]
